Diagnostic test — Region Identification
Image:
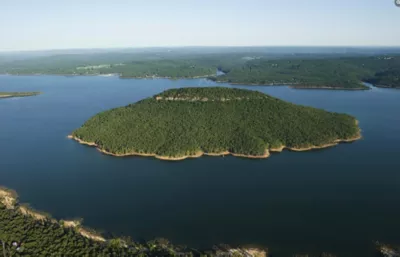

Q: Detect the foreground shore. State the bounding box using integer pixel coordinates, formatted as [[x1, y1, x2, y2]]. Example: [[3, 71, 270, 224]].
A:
[[68, 128, 361, 161], [1, 186, 268, 256], [0, 187, 105, 242], [2, 186, 390, 257]]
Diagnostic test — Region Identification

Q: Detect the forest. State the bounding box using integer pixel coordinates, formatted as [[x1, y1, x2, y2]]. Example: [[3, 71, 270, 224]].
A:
[[72, 88, 360, 159], [212, 56, 400, 89], [1, 187, 270, 257], [0, 49, 399, 89], [2, 187, 390, 257], [364, 67, 400, 88]]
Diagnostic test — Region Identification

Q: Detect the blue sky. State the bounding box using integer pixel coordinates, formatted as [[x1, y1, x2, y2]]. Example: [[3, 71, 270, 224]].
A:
[[1, 0, 399, 51]]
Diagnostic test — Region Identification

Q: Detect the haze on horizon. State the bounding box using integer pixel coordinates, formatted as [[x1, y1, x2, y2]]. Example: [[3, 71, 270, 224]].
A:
[[1, 0, 400, 52]]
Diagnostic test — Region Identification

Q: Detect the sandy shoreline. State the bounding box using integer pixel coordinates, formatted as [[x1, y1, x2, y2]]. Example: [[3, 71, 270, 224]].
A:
[[0, 187, 106, 242], [68, 127, 361, 161], [68, 135, 270, 160]]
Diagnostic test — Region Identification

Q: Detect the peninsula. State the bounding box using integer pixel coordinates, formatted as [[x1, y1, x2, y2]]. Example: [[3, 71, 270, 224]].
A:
[[70, 87, 361, 160], [0, 187, 268, 257], [0, 92, 41, 99]]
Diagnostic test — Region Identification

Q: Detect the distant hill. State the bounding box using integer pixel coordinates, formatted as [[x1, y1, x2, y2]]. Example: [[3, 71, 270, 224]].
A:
[[1, 48, 399, 89]]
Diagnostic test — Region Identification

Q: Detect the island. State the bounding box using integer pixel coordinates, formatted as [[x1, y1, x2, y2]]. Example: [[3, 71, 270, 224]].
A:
[[0, 92, 41, 99], [69, 87, 361, 161]]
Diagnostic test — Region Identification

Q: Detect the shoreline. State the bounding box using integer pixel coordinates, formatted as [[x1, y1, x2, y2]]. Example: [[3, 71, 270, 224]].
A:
[[0, 187, 106, 242], [68, 127, 361, 161], [0, 73, 379, 90], [290, 86, 368, 90], [211, 79, 370, 90], [373, 84, 400, 89], [2, 186, 272, 255], [0, 73, 213, 80], [68, 135, 270, 160]]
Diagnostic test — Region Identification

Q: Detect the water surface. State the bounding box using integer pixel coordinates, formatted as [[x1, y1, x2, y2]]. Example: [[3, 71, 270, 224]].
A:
[[1, 75, 400, 257]]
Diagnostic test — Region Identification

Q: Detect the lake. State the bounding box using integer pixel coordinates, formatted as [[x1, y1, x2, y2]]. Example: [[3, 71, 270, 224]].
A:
[[1, 75, 399, 257]]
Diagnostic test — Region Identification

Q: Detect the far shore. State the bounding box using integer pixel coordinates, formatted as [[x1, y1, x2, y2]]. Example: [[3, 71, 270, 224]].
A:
[[68, 127, 361, 161], [1, 73, 384, 90], [373, 84, 400, 89], [290, 86, 368, 90]]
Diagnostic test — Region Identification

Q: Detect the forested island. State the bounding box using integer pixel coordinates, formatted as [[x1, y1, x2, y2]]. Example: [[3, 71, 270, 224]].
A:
[[70, 88, 361, 160], [0, 48, 399, 89], [0, 92, 40, 99]]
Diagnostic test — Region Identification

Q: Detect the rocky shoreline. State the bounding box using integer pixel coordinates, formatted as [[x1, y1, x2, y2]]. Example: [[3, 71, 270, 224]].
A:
[[0, 187, 105, 242], [68, 124, 361, 161]]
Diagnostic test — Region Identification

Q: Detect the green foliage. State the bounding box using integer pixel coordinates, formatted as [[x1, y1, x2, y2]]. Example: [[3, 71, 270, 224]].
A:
[[365, 68, 400, 88], [156, 87, 268, 101], [0, 202, 197, 256], [0, 200, 266, 256], [214, 58, 367, 89], [72, 87, 360, 158], [0, 204, 134, 256], [1, 50, 399, 89]]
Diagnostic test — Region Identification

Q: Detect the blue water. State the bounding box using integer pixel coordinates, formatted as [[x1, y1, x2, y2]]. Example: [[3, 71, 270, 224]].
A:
[[1, 75, 400, 257]]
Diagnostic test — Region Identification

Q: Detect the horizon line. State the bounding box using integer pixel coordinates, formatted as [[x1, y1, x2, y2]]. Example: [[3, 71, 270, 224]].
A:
[[1, 45, 400, 54]]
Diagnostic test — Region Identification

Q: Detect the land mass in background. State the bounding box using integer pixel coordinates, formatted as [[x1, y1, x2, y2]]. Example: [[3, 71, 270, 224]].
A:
[[0, 48, 399, 89]]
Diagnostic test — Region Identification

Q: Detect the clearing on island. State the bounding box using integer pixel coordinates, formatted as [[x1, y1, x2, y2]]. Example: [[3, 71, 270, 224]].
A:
[[70, 87, 361, 160]]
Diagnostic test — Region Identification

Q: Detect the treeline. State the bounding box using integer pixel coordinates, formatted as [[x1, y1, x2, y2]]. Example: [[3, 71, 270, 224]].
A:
[[213, 56, 400, 89], [1, 200, 347, 257], [1, 200, 269, 257], [0, 52, 248, 79], [364, 68, 400, 88], [72, 88, 360, 158], [155, 87, 268, 101], [1, 51, 399, 88]]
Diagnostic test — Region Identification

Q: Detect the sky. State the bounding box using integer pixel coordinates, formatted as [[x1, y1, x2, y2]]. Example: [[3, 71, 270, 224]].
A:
[[0, 0, 399, 51]]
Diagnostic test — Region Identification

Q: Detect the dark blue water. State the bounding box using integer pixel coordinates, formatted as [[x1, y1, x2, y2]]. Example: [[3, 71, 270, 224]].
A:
[[1, 75, 400, 257]]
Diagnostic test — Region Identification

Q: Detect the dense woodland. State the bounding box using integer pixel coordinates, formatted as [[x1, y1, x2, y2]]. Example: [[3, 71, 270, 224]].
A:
[[364, 67, 400, 88], [2, 188, 388, 257], [0, 49, 399, 88], [72, 88, 360, 158], [1, 199, 269, 257], [212, 56, 400, 89]]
